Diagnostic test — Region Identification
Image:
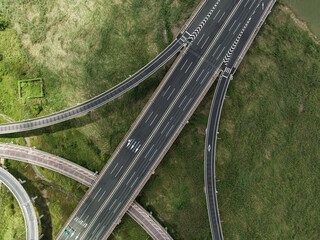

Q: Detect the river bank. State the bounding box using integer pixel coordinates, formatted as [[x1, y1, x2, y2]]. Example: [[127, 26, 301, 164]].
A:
[[282, 0, 320, 41]]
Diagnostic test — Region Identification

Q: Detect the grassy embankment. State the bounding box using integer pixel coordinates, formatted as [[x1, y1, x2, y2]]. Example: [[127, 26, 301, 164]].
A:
[[0, 0, 202, 239], [136, 3, 319, 240], [115, 2, 320, 240], [0, 185, 25, 239], [0, 0, 319, 239], [216, 4, 320, 239]]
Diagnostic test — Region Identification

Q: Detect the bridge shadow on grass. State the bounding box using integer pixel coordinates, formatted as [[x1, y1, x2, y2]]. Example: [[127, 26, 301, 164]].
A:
[[6, 166, 53, 239], [1, 70, 165, 140]]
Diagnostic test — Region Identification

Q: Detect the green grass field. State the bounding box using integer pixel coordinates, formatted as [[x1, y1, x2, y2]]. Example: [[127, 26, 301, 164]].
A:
[[0, 0, 203, 239], [216, 5, 320, 239], [0, 1, 319, 239], [0, 185, 25, 239], [113, 2, 320, 240]]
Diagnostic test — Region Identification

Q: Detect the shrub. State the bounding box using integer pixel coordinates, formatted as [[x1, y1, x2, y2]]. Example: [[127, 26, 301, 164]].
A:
[[0, 17, 9, 31], [31, 103, 42, 115]]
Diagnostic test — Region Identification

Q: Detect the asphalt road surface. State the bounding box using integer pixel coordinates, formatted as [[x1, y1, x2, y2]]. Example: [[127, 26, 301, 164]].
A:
[[55, 0, 270, 239], [0, 167, 38, 240], [0, 142, 96, 186], [127, 202, 173, 240], [204, 1, 276, 239], [0, 0, 220, 135], [0, 142, 172, 240], [0, 39, 183, 135]]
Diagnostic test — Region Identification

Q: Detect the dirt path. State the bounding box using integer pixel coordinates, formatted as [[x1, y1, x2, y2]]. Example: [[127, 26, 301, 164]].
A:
[[0, 113, 15, 123]]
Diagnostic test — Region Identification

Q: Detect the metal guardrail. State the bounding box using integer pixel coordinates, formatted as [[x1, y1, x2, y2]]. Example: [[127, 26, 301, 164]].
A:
[[0, 166, 38, 240], [0, 39, 184, 134], [0, 143, 96, 186], [0, 142, 173, 240], [127, 202, 173, 240], [204, 1, 277, 239]]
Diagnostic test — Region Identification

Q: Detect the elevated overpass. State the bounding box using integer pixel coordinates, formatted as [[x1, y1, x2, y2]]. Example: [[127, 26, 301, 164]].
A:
[[0, 40, 184, 135], [0, 0, 218, 135], [0, 0, 279, 239], [0, 142, 95, 186], [0, 167, 38, 240], [127, 202, 173, 240], [0, 142, 173, 240], [56, 0, 266, 239], [204, 1, 276, 239]]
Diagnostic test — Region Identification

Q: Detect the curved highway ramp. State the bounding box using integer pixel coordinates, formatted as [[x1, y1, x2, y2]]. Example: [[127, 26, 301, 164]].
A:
[[0, 0, 275, 239], [0, 39, 184, 135], [56, 0, 259, 238], [0, 167, 38, 240], [127, 202, 173, 240], [0, 142, 173, 240], [0, 0, 220, 136], [204, 1, 276, 239], [0, 142, 96, 187]]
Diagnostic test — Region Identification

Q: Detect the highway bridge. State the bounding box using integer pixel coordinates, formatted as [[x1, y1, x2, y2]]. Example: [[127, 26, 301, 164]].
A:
[[0, 142, 96, 186], [0, 40, 183, 134], [56, 0, 270, 239], [0, 167, 38, 240], [0, 0, 279, 239], [0, 0, 219, 135], [204, 1, 276, 239], [127, 202, 173, 240], [0, 142, 173, 240]]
